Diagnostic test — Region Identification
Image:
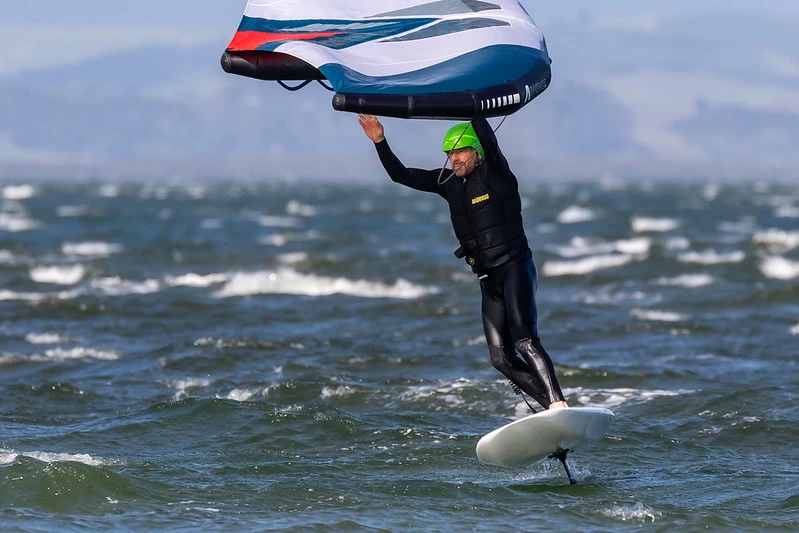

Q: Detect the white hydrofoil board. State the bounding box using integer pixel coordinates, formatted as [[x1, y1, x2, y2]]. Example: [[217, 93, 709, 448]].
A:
[[476, 407, 614, 468]]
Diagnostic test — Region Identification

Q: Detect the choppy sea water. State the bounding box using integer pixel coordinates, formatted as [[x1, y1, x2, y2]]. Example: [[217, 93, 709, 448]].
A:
[[1, 178, 798, 532]]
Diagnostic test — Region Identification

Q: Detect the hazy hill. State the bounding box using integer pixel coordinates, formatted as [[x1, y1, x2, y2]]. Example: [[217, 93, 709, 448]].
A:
[[1, 9, 797, 180]]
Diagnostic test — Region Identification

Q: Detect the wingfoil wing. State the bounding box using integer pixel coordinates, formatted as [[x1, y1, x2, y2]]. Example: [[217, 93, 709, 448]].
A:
[[221, 0, 551, 119]]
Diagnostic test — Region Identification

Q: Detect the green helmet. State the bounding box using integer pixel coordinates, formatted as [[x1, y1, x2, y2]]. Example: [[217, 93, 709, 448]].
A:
[[442, 122, 483, 157]]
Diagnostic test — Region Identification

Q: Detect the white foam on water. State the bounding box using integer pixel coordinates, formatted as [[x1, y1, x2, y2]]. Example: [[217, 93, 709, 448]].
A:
[[570, 387, 691, 409], [775, 205, 799, 218], [26, 332, 71, 344], [0, 290, 48, 302], [549, 237, 650, 258], [400, 378, 475, 409], [664, 236, 691, 250], [220, 388, 262, 402], [600, 502, 662, 522], [258, 230, 321, 247], [99, 184, 119, 197], [62, 241, 123, 257], [753, 229, 799, 251], [0, 448, 112, 467], [56, 205, 89, 217], [616, 237, 651, 255], [677, 249, 745, 264], [760, 256, 799, 279], [286, 200, 317, 217], [258, 215, 302, 228], [321, 385, 356, 399], [630, 309, 688, 322], [791, 322, 799, 335], [30, 264, 86, 285], [0, 250, 16, 265], [653, 273, 715, 288], [0, 288, 82, 302], [556, 205, 596, 224], [34, 347, 119, 362], [212, 268, 439, 299], [168, 378, 212, 400], [92, 277, 161, 295], [165, 273, 228, 287], [200, 218, 223, 229], [0, 212, 40, 232], [542, 254, 634, 277], [2, 185, 36, 200], [278, 252, 308, 264], [631, 216, 680, 233]]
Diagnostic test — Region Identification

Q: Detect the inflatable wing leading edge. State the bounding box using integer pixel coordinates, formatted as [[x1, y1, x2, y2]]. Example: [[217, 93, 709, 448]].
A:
[[221, 0, 551, 119]]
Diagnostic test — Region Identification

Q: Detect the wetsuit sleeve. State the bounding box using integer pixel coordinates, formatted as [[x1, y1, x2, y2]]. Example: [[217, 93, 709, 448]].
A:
[[374, 139, 443, 195], [472, 117, 514, 182]]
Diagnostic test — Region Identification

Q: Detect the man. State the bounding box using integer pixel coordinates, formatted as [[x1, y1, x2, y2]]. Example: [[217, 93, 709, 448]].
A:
[[358, 114, 568, 410]]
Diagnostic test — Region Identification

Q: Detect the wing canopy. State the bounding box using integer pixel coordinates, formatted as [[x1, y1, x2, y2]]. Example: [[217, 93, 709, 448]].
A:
[[221, 1, 551, 119]]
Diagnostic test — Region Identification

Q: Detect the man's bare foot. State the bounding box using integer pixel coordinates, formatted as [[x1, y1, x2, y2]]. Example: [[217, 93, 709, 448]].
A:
[[548, 401, 569, 409]]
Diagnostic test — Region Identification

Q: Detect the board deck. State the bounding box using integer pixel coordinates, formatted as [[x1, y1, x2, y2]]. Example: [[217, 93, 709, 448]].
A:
[[476, 407, 614, 468]]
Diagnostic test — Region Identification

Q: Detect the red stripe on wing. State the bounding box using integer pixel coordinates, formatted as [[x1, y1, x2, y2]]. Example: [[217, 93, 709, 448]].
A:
[[227, 30, 345, 51]]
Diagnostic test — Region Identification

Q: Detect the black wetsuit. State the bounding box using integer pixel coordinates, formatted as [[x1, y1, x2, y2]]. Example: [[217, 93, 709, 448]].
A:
[[373, 118, 566, 409]]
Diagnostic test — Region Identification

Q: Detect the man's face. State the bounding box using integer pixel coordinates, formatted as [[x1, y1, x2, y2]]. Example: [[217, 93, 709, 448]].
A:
[[447, 147, 479, 178]]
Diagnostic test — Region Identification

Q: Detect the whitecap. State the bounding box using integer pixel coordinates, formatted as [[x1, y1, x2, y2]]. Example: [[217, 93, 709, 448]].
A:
[[168, 377, 212, 400], [631, 217, 680, 233], [278, 252, 308, 264], [760, 256, 799, 280], [664, 236, 690, 250], [570, 387, 691, 409], [258, 215, 302, 228], [0, 448, 110, 467], [321, 385, 356, 399], [542, 254, 633, 277], [0, 213, 40, 232], [2, 185, 36, 200], [92, 277, 160, 295], [790, 322, 799, 335], [30, 265, 86, 285], [286, 200, 317, 217], [653, 273, 715, 288], [630, 309, 688, 322], [0, 250, 16, 265], [165, 273, 228, 287], [212, 268, 438, 299], [775, 205, 799, 218], [221, 388, 262, 402], [200, 218, 223, 229], [0, 290, 48, 302], [34, 347, 119, 362], [26, 333, 71, 344], [62, 241, 123, 257], [753, 229, 799, 251], [258, 230, 320, 247], [400, 378, 474, 409], [556, 205, 596, 224], [601, 502, 662, 522], [548, 237, 615, 258], [616, 237, 651, 255], [57, 205, 89, 217], [677, 250, 745, 264], [99, 184, 119, 197]]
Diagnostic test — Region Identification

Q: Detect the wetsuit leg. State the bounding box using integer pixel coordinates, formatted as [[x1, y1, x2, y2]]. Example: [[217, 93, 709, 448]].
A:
[[502, 258, 566, 408], [480, 264, 551, 408]]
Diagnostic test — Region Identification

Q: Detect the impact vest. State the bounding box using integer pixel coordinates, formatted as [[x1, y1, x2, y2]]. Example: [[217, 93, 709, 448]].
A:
[[443, 161, 529, 273]]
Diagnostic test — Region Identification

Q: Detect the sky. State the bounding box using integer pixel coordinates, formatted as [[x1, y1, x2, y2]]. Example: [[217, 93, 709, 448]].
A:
[[2, 1, 799, 76], [1, 1, 799, 177]]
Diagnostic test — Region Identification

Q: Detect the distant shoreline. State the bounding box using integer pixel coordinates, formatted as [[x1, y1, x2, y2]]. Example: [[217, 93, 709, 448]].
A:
[[2, 156, 797, 184]]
